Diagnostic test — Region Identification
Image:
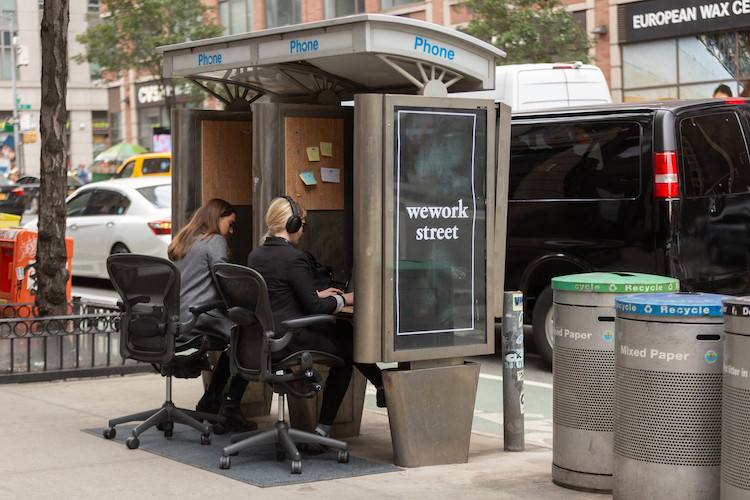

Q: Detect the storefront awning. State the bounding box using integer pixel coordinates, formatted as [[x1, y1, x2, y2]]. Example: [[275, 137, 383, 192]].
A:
[[157, 14, 505, 107]]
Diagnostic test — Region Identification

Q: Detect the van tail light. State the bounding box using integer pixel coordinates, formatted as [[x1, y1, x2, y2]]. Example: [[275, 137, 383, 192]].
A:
[[725, 98, 748, 104], [654, 151, 678, 199], [11, 187, 23, 196], [148, 220, 171, 235]]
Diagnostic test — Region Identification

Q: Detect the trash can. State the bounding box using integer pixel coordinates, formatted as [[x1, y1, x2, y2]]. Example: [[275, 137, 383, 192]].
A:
[[613, 292, 726, 500], [719, 297, 750, 500], [551, 272, 679, 492]]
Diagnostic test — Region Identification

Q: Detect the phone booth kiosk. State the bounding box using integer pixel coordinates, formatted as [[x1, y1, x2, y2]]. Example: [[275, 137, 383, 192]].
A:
[[158, 14, 509, 467]]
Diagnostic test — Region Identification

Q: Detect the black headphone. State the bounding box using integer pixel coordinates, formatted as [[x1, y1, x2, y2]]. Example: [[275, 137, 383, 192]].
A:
[[281, 195, 302, 233]]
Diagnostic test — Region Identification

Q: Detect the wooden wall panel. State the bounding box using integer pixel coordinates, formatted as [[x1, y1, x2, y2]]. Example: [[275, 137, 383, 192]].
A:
[[284, 117, 345, 210], [201, 120, 253, 205]]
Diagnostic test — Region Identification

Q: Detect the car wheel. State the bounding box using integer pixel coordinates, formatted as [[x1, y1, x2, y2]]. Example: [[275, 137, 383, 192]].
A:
[[111, 243, 130, 255], [28, 196, 39, 214], [532, 285, 554, 367]]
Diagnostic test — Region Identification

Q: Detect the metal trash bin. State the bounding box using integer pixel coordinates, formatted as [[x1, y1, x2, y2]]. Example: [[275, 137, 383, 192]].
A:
[[551, 272, 679, 492], [720, 297, 750, 500], [613, 292, 726, 500]]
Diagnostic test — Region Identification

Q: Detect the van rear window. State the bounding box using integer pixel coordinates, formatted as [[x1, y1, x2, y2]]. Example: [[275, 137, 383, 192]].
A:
[[509, 121, 641, 200], [680, 112, 750, 197]]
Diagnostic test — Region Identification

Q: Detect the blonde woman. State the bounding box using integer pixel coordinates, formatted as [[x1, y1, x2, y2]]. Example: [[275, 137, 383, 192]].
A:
[[168, 198, 255, 433], [247, 196, 384, 445]]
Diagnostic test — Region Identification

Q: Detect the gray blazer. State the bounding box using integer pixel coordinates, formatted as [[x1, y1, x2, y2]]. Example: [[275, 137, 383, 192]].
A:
[[174, 234, 231, 339]]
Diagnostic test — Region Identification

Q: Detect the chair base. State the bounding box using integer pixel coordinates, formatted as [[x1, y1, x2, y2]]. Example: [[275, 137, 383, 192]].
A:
[[103, 401, 224, 449], [219, 400, 349, 474]]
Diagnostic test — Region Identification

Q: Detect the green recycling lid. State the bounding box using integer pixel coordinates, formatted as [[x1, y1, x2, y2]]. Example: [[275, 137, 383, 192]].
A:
[[551, 272, 680, 294]]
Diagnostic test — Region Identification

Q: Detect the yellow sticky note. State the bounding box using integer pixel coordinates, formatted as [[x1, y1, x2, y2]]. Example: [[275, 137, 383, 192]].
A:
[[306, 147, 320, 162], [320, 142, 333, 157]]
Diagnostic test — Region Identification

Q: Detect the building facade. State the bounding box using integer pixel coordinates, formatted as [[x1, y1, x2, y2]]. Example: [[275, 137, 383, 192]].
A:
[[0, 0, 108, 175], [6, 0, 741, 173]]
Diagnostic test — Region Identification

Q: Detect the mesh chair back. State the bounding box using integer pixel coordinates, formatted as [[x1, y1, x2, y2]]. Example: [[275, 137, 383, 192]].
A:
[[212, 263, 275, 383], [107, 254, 181, 363]]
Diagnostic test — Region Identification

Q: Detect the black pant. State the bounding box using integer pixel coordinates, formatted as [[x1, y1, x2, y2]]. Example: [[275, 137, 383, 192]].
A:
[[206, 350, 249, 402], [276, 320, 382, 426]]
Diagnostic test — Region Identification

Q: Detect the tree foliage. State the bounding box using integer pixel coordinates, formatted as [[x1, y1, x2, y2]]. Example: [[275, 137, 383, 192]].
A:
[[459, 0, 592, 65], [73, 0, 223, 103], [36, 0, 70, 316]]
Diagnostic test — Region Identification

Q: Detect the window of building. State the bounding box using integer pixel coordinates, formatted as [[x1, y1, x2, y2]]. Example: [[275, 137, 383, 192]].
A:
[[92, 110, 108, 159], [220, 0, 252, 35], [623, 30, 750, 101], [109, 112, 121, 144], [381, 0, 421, 8], [88, 0, 99, 14], [0, 2, 16, 82], [265, 0, 300, 28], [324, 0, 364, 18], [0, 28, 12, 81]]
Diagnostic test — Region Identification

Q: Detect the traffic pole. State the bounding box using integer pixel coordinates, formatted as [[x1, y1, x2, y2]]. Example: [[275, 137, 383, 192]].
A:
[[502, 290, 524, 451]]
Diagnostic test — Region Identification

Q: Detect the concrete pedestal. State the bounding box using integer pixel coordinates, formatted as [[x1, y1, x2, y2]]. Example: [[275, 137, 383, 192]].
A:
[[287, 365, 367, 439], [383, 361, 479, 467]]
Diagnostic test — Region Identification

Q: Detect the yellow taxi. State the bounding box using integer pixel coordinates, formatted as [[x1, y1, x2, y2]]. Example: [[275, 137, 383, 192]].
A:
[[114, 152, 171, 178]]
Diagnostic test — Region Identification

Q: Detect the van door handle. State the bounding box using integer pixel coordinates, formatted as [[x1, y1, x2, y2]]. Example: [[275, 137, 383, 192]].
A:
[[106, 222, 114, 228], [68, 224, 77, 230]]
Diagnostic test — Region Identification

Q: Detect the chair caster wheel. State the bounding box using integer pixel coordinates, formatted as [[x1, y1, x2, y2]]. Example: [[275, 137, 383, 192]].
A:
[[125, 436, 140, 449], [213, 422, 226, 435], [201, 434, 211, 445], [103, 427, 116, 439], [163, 422, 173, 438], [219, 456, 231, 469], [291, 460, 302, 474], [338, 450, 349, 463]]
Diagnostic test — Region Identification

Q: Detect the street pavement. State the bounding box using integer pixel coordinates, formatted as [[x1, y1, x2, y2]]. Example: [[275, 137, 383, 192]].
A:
[[0, 279, 574, 499], [0, 369, 593, 499]]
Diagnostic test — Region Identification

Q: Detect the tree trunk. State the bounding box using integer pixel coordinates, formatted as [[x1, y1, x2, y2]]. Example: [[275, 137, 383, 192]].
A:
[[36, 0, 70, 317]]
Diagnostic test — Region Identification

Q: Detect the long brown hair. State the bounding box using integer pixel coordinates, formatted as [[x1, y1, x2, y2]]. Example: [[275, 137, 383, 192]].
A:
[[168, 198, 236, 261]]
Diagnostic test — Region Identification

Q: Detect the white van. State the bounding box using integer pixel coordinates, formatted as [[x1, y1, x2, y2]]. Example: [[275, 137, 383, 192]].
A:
[[457, 62, 612, 111]]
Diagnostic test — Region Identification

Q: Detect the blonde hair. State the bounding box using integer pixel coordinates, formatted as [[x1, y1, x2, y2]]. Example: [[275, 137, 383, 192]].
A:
[[168, 198, 235, 261], [263, 196, 307, 242]]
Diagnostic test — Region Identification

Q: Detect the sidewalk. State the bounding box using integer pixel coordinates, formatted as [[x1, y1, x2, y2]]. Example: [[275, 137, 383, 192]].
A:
[[0, 373, 605, 499]]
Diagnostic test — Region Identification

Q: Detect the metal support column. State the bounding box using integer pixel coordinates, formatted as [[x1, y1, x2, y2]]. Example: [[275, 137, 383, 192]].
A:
[[502, 291, 524, 451]]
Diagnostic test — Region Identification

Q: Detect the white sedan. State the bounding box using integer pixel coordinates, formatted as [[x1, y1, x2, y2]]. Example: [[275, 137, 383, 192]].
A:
[[25, 177, 171, 279]]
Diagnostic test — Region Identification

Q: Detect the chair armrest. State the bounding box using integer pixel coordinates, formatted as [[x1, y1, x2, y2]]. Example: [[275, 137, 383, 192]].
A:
[[269, 315, 335, 352], [268, 330, 294, 352], [282, 314, 335, 332], [117, 295, 149, 311], [180, 299, 227, 333], [189, 299, 226, 316]]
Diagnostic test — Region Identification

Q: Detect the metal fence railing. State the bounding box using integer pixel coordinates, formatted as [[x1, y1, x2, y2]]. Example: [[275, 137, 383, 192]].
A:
[[0, 298, 151, 383]]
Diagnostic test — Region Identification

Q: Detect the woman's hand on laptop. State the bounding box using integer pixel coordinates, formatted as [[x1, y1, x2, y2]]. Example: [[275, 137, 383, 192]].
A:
[[317, 287, 344, 298]]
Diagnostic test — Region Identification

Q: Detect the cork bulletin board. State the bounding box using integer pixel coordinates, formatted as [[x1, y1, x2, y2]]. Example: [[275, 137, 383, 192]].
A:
[[284, 117, 345, 210], [201, 120, 253, 205]]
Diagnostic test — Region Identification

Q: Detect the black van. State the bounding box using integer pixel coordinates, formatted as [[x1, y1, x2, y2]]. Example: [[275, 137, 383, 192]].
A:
[[506, 98, 750, 365]]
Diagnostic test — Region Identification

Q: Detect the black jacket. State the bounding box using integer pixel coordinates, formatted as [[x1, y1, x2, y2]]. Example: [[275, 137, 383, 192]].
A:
[[247, 237, 339, 354]]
